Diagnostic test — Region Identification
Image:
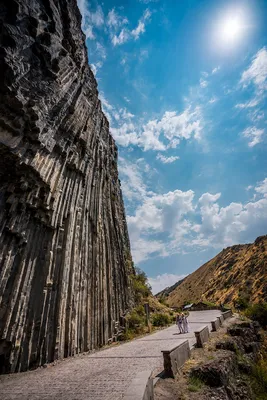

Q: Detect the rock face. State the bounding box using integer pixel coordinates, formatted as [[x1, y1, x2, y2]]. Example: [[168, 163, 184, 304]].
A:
[[0, 0, 133, 373]]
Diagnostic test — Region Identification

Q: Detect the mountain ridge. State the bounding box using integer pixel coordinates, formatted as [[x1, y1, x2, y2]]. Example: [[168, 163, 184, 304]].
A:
[[160, 235, 267, 308]]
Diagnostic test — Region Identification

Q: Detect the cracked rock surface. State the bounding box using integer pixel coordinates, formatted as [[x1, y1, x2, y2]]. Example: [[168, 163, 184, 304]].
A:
[[0, 0, 133, 373]]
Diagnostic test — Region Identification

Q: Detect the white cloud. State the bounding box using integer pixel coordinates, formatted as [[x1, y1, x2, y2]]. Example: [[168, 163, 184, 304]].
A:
[[127, 189, 195, 262], [111, 9, 152, 46], [148, 273, 187, 295], [120, 108, 134, 119], [194, 187, 267, 249], [112, 29, 130, 46], [132, 21, 146, 39], [208, 97, 218, 104], [156, 154, 179, 164], [240, 47, 267, 90], [110, 122, 139, 147], [255, 178, 267, 197], [123, 164, 267, 265], [103, 91, 202, 151], [90, 61, 103, 76], [119, 158, 148, 201], [212, 66, 220, 74], [200, 79, 208, 88], [107, 8, 128, 28], [77, 1, 104, 39], [235, 98, 260, 109], [243, 126, 264, 147], [95, 42, 106, 60]]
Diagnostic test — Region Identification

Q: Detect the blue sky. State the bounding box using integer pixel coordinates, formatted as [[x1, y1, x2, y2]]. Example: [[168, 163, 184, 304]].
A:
[[78, 0, 267, 293]]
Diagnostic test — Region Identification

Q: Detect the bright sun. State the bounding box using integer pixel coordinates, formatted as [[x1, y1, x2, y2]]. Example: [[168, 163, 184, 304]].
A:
[[215, 8, 251, 48], [222, 17, 243, 41]]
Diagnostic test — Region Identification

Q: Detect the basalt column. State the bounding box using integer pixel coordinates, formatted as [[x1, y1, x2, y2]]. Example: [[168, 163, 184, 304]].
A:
[[0, 0, 134, 373]]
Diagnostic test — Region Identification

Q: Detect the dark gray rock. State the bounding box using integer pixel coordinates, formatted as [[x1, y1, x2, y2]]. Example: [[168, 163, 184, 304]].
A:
[[0, 0, 134, 373]]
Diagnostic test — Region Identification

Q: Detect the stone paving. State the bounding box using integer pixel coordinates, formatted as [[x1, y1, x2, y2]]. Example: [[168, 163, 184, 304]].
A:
[[0, 310, 222, 400]]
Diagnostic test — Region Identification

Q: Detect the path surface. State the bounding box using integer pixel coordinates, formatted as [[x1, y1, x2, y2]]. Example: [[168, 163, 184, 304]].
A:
[[0, 310, 222, 400]]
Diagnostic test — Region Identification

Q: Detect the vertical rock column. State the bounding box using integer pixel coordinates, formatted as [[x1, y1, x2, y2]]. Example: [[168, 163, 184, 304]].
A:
[[0, 0, 134, 373]]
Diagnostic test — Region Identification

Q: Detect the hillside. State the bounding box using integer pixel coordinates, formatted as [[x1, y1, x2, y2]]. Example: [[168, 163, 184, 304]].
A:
[[164, 235, 267, 308]]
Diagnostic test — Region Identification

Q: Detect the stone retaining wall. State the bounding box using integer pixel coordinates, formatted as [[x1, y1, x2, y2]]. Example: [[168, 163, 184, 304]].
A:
[[162, 340, 191, 378], [195, 325, 210, 348], [222, 310, 233, 320], [211, 319, 220, 332], [124, 370, 154, 400]]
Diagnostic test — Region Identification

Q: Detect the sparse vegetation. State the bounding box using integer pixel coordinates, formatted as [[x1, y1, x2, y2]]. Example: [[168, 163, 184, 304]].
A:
[[245, 302, 267, 329], [202, 300, 217, 308], [250, 334, 267, 399], [122, 266, 172, 340], [130, 267, 152, 303], [152, 312, 171, 327], [188, 376, 204, 392]]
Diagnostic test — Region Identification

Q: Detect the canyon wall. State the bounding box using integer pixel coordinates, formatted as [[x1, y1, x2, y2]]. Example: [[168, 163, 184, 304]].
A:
[[0, 0, 134, 373]]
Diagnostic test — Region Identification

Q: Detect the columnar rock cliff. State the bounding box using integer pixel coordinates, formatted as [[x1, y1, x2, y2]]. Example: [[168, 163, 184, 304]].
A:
[[0, 0, 133, 373]]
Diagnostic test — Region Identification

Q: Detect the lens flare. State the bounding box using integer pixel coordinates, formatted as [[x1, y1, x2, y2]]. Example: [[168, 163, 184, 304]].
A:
[[221, 16, 243, 41]]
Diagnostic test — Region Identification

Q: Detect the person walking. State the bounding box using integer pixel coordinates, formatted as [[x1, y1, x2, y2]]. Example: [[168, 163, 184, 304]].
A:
[[176, 313, 183, 334], [182, 313, 189, 333]]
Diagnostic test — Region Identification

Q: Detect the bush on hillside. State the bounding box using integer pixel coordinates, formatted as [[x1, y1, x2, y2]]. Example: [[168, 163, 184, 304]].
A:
[[152, 312, 171, 327], [235, 292, 250, 310], [126, 307, 146, 329], [245, 302, 267, 329], [130, 267, 152, 303]]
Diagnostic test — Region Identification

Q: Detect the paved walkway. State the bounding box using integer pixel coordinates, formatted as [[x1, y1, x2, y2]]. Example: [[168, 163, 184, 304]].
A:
[[0, 310, 222, 400]]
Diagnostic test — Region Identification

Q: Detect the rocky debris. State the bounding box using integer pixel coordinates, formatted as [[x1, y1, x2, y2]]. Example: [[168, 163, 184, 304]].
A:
[[0, 0, 134, 373], [189, 321, 262, 399]]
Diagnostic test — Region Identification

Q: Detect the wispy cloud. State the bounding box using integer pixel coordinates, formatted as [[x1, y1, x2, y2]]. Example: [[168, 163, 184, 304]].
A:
[[77, 1, 104, 39], [156, 154, 179, 164], [200, 78, 208, 88], [240, 47, 267, 91], [111, 9, 152, 46], [109, 101, 202, 151], [235, 98, 260, 109], [208, 97, 218, 104], [212, 66, 220, 74], [107, 8, 128, 28], [242, 126, 264, 147], [148, 273, 187, 294]]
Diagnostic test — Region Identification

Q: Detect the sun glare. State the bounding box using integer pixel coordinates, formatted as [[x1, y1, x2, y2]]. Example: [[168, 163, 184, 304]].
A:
[[221, 16, 243, 41], [212, 6, 253, 51]]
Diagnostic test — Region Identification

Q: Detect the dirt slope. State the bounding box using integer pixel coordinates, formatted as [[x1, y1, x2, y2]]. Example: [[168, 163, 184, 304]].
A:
[[165, 235, 267, 307]]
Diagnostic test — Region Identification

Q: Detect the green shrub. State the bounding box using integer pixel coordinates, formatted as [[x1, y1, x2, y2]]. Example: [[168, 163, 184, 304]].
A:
[[202, 300, 217, 308], [126, 308, 146, 329], [130, 267, 152, 303], [152, 312, 171, 327], [188, 376, 204, 392], [246, 302, 267, 329], [236, 293, 250, 310]]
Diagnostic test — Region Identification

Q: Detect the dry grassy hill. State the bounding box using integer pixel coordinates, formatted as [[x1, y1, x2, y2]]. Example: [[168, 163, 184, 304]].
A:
[[164, 235, 267, 308]]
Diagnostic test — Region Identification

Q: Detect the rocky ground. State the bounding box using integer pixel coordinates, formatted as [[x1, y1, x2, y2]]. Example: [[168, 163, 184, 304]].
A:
[[154, 315, 263, 400]]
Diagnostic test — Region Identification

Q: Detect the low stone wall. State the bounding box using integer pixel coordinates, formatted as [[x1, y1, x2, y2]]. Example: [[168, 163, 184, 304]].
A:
[[195, 325, 210, 348], [217, 315, 224, 326], [211, 319, 221, 332], [162, 340, 191, 378], [124, 370, 154, 400], [222, 310, 232, 320]]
